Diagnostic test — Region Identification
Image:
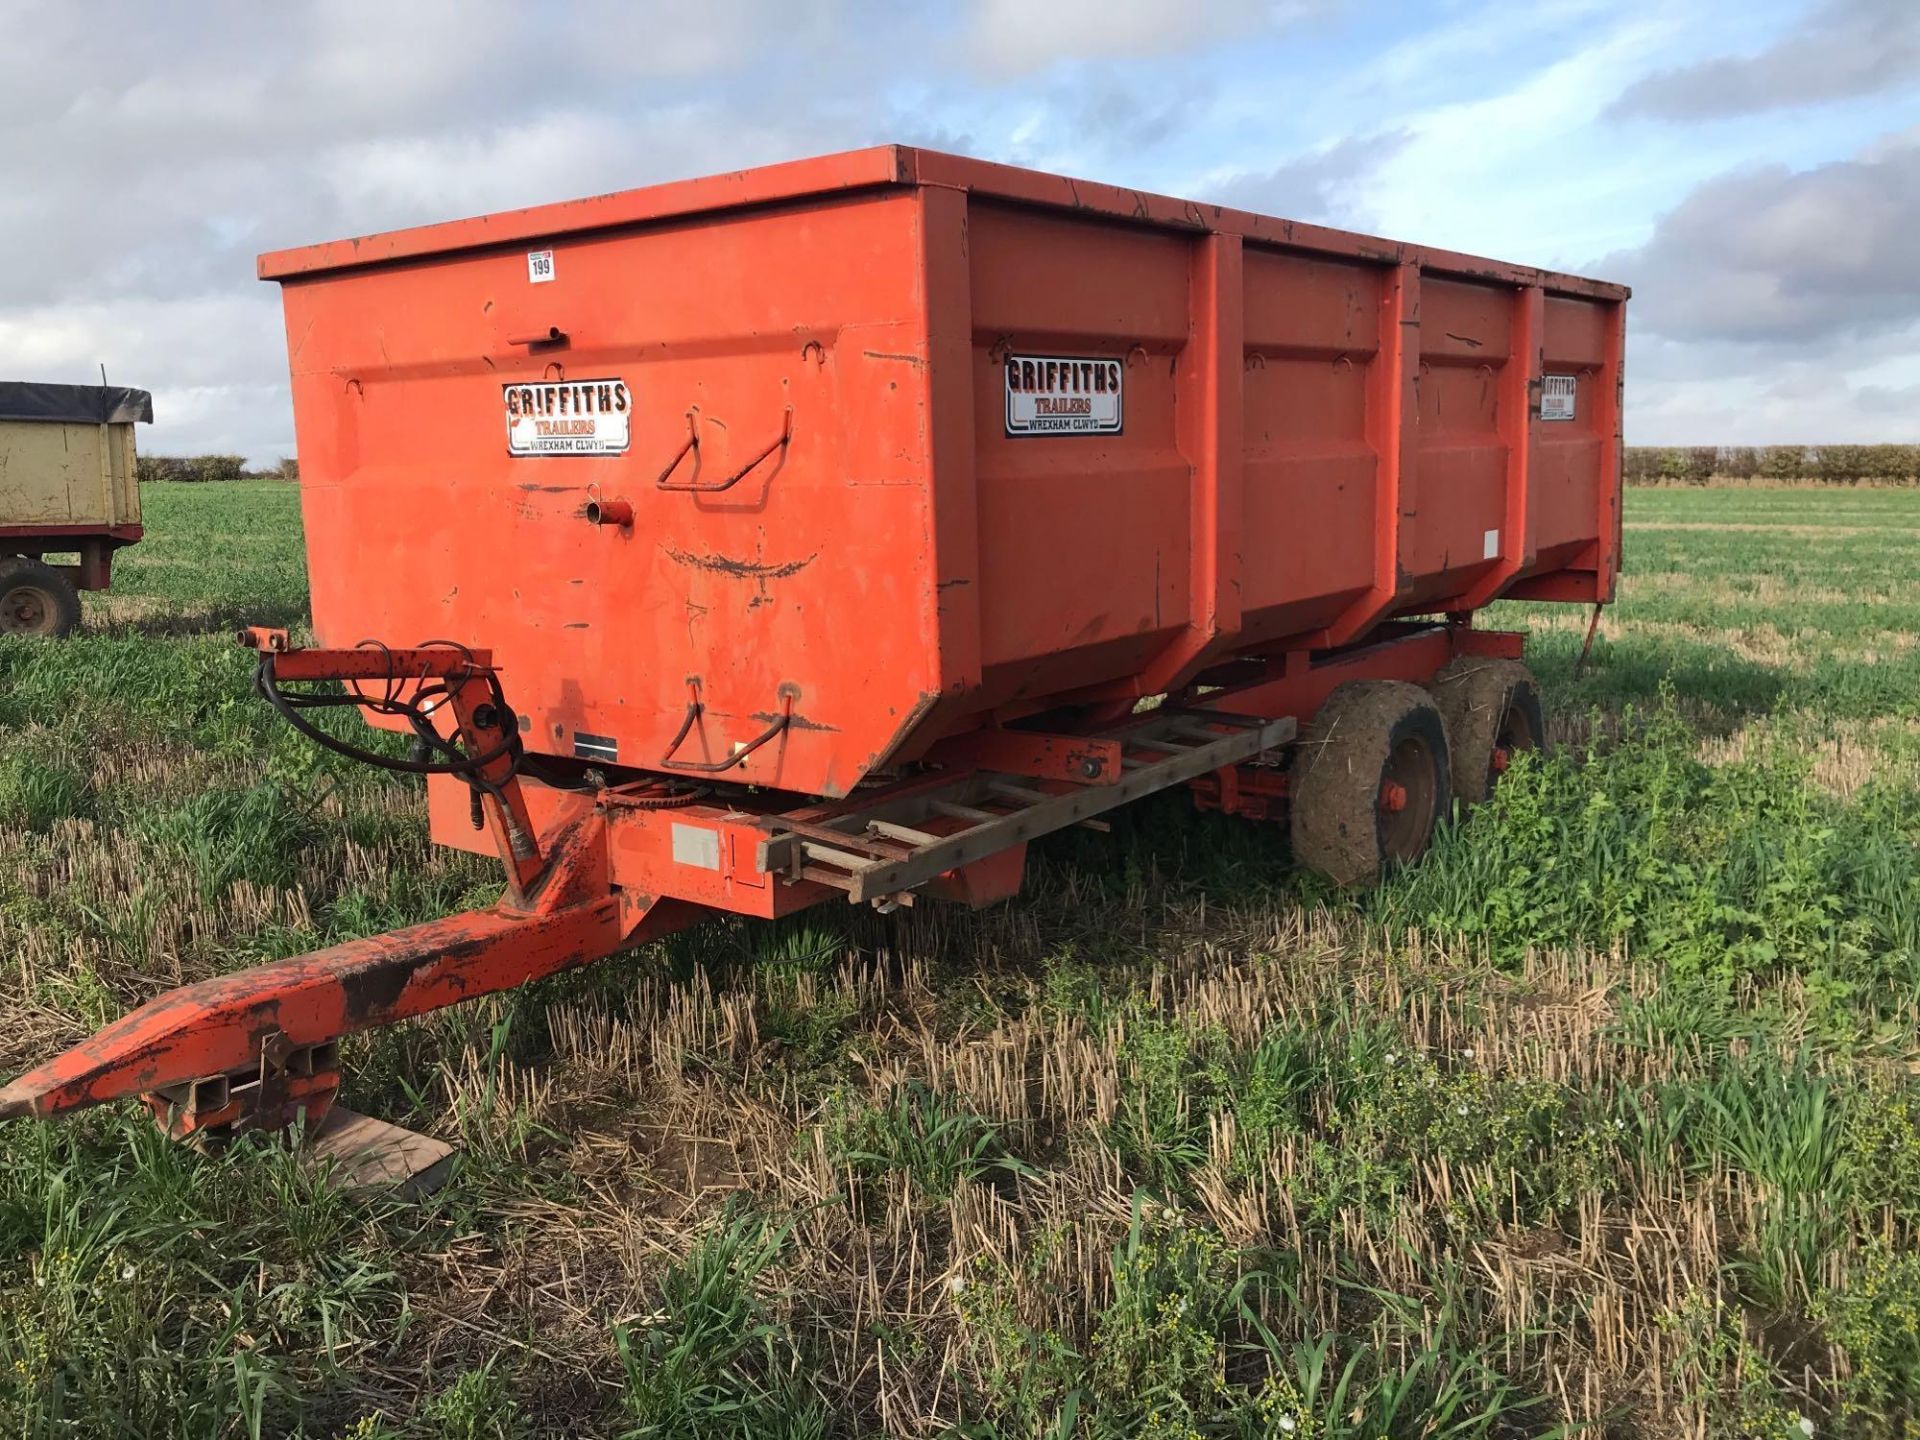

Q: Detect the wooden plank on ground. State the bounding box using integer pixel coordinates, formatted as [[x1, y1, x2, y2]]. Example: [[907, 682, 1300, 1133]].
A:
[[308, 1106, 456, 1196]]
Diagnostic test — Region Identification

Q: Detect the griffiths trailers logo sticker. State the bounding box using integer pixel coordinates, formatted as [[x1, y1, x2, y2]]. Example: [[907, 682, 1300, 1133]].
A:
[[504, 379, 631, 456], [1541, 374, 1578, 422], [1005, 354, 1123, 437]]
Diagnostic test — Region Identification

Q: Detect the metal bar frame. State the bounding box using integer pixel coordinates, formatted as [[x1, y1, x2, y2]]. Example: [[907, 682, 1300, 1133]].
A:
[[759, 714, 1294, 903]]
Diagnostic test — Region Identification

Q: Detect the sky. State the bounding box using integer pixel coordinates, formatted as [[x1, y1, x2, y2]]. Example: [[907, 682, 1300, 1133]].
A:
[[0, 0, 1915, 460]]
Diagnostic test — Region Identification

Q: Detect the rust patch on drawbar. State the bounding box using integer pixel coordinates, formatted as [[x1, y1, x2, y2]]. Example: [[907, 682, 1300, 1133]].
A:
[[339, 957, 425, 1028]]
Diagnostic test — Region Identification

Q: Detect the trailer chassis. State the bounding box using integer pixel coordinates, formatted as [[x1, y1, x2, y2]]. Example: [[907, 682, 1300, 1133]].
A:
[[0, 618, 1522, 1138]]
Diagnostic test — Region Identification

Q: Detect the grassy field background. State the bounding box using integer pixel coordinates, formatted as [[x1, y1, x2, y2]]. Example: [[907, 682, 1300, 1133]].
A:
[[1, 482, 1917, 1438]]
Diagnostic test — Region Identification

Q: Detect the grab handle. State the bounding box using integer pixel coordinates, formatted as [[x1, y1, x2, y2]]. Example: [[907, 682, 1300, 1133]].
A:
[[656, 408, 794, 494], [659, 680, 796, 773]]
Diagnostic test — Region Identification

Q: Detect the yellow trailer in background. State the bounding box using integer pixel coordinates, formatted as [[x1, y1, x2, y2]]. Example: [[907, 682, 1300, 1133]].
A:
[[0, 382, 150, 636]]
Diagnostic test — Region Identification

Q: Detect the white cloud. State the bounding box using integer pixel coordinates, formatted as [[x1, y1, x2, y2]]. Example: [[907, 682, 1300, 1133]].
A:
[[1627, 351, 1920, 444], [1204, 129, 1411, 227], [1610, 0, 1920, 119], [1601, 129, 1920, 346], [1354, 16, 1682, 265], [0, 295, 293, 455], [316, 114, 645, 226], [966, 0, 1290, 78]]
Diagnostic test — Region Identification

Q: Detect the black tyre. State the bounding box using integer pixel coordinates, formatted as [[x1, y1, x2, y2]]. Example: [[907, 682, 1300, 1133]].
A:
[[1430, 657, 1545, 805], [1290, 680, 1451, 887], [0, 557, 81, 638]]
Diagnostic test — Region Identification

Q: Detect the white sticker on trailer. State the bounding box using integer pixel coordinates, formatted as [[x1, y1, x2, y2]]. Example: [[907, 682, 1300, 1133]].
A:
[[1005, 354, 1124, 436], [1541, 373, 1577, 422], [671, 822, 721, 871], [503, 379, 631, 456], [1483, 528, 1501, 560], [527, 249, 555, 284]]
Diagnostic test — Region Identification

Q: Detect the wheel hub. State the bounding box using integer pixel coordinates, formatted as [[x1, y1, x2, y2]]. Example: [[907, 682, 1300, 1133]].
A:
[[1377, 735, 1439, 862], [2, 586, 52, 634], [1491, 699, 1539, 783]]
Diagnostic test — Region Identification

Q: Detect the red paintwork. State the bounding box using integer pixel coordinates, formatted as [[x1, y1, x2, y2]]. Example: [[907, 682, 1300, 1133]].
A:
[[259, 145, 1625, 801]]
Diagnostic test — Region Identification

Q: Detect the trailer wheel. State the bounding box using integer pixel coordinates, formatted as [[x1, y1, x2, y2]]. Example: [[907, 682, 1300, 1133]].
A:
[[0, 558, 81, 638], [1290, 680, 1450, 887], [1430, 657, 1544, 805]]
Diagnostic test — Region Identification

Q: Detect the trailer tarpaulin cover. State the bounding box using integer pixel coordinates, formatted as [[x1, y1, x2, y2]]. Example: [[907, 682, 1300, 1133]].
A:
[[0, 382, 153, 425]]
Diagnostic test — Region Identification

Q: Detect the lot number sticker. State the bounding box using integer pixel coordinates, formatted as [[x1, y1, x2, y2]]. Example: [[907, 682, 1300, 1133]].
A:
[[527, 249, 555, 284], [1005, 354, 1123, 436], [1542, 374, 1577, 422]]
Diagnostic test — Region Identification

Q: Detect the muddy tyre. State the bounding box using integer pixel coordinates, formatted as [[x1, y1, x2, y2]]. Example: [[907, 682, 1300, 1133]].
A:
[[1289, 680, 1451, 887], [1430, 657, 1544, 805], [0, 557, 81, 638]]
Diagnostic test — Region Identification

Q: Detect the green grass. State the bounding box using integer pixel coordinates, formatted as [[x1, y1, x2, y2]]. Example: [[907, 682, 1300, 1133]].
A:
[[0, 481, 1917, 1436], [612, 1207, 826, 1440], [1505, 487, 1920, 740]]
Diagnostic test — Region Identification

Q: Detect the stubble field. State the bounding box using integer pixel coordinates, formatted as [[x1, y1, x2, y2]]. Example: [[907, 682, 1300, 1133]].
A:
[[1, 482, 1917, 1438]]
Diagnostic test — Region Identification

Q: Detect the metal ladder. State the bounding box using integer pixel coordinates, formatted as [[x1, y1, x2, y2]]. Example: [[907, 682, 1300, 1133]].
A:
[[756, 710, 1296, 905]]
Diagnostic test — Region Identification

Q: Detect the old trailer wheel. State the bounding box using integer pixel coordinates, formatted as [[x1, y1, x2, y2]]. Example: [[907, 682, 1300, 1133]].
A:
[[1430, 657, 1545, 805], [1290, 680, 1450, 887], [0, 558, 81, 638]]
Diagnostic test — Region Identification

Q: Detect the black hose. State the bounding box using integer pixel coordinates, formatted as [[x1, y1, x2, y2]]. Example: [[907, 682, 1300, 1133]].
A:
[[254, 649, 523, 782]]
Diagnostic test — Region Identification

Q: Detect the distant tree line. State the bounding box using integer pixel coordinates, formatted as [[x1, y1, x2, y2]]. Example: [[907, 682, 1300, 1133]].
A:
[[133, 448, 1915, 487], [1625, 445, 1918, 485], [135, 455, 298, 483]]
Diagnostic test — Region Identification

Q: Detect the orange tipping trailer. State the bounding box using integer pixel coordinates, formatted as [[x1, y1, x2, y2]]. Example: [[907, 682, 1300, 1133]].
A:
[[0, 146, 1625, 1139]]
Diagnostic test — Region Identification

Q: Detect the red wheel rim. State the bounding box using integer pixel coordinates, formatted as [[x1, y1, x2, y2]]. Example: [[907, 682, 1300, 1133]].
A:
[[1378, 734, 1438, 861], [1487, 697, 1539, 789]]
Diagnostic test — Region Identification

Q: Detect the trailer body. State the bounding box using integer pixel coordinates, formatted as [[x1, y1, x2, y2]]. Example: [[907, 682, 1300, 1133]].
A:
[[258, 146, 1624, 801], [0, 382, 151, 633]]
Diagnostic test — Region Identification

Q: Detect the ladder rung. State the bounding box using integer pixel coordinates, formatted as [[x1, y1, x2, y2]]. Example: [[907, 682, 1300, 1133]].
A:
[[1157, 707, 1268, 729], [1168, 720, 1228, 742], [800, 840, 883, 872], [987, 780, 1053, 805], [868, 818, 943, 847], [774, 816, 905, 856], [930, 799, 998, 823]]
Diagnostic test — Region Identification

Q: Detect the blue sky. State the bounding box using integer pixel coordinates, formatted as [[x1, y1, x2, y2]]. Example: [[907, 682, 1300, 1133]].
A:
[[1, 0, 1914, 457]]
